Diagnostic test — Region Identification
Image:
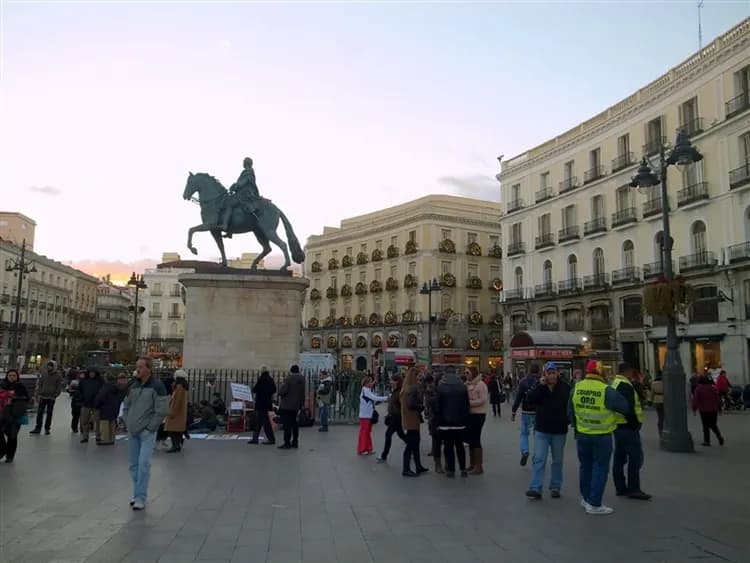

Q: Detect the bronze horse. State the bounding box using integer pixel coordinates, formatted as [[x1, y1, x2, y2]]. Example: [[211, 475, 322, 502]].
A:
[[183, 172, 305, 270]]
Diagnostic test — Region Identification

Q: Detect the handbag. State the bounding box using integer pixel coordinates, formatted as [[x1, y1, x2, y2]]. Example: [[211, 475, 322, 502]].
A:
[[384, 414, 392, 427]]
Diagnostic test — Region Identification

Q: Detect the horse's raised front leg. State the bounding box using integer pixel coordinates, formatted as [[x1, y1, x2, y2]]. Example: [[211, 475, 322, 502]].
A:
[[210, 228, 228, 267], [187, 224, 213, 255]]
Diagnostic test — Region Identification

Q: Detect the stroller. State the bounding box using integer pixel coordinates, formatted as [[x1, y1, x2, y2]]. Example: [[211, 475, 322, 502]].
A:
[[723, 386, 744, 411]]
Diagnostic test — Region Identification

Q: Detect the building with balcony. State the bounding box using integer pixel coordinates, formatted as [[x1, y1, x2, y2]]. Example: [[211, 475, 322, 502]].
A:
[[497, 18, 750, 382], [303, 195, 503, 372], [95, 275, 133, 358]]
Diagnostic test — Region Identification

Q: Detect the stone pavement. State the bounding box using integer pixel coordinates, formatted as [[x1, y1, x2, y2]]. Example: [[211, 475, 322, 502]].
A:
[[1, 402, 748, 563]]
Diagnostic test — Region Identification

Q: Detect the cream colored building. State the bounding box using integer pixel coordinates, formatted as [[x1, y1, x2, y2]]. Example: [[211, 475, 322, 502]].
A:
[[95, 275, 134, 358], [0, 211, 36, 251], [497, 18, 750, 383], [303, 195, 503, 372]]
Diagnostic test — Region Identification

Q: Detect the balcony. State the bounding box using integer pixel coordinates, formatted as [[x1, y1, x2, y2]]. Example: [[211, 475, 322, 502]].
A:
[[729, 163, 750, 189], [564, 319, 584, 332], [621, 316, 643, 329], [583, 166, 605, 184], [507, 241, 526, 257], [643, 260, 673, 279], [611, 152, 635, 173], [725, 91, 750, 120], [540, 321, 559, 331], [728, 241, 750, 264], [168, 312, 182, 319], [149, 312, 163, 319], [677, 182, 709, 207], [150, 290, 163, 297], [558, 225, 581, 243], [583, 273, 609, 291], [643, 136, 667, 157], [611, 207, 637, 228], [534, 283, 555, 298], [503, 288, 525, 302], [643, 197, 666, 218], [679, 251, 718, 272], [583, 217, 607, 236], [170, 290, 182, 297], [535, 186, 554, 203], [535, 233, 555, 250], [680, 117, 704, 137], [611, 267, 641, 286], [507, 199, 526, 214], [559, 176, 578, 194], [557, 278, 582, 295]]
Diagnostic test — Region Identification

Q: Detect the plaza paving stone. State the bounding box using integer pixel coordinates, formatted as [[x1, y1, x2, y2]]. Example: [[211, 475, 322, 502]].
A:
[[0, 402, 748, 563]]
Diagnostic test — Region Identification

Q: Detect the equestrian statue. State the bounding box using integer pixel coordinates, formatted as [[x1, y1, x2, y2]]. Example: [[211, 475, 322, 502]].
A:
[[183, 157, 305, 271]]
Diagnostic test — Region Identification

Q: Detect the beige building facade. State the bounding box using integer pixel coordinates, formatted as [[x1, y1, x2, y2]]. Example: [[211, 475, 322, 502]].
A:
[[303, 195, 503, 372], [498, 18, 750, 383], [95, 275, 134, 358], [0, 211, 36, 251]]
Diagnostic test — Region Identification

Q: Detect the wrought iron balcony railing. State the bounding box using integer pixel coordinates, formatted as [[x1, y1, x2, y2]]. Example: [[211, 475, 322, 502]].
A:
[[535, 233, 555, 250], [725, 91, 750, 120], [729, 163, 750, 189], [677, 182, 709, 206], [584, 217, 607, 236], [611, 152, 635, 173], [678, 251, 718, 272], [558, 225, 580, 243], [535, 186, 554, 203], [611, 267, 641, 285], [559, 176, 578, 193], [611, 207, 637, 228], [583, 166, 606, 184]]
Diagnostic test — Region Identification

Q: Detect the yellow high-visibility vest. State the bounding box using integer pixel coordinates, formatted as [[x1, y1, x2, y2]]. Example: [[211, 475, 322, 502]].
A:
[[611, 375, 643, 424], [572, 377, 617, 435]]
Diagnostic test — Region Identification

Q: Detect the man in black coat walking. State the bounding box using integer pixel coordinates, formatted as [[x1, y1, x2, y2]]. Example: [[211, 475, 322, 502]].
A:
[[277, 365, 305, 449]]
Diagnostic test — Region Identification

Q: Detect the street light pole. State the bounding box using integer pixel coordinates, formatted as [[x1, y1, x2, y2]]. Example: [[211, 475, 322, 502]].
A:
[[5, 239, 37, 370], [127, 272, 147, 357], [631, 130, 702, 453], [420, 278, 441, 370]]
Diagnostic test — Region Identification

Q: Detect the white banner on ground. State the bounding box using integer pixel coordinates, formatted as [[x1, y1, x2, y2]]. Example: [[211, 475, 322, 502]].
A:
[[230, 383, 253, 402]]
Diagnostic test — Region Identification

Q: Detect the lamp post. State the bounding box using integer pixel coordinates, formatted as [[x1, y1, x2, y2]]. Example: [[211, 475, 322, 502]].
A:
[[419, 278, 441, 369], [630, 129, 703, 453], [127, 272, 147, 356], [5, 239, 37, 370]]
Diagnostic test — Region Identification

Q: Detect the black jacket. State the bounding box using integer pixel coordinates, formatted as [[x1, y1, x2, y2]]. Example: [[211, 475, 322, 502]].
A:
[[386, 386, 402, 417], [253, 374, 277, 411], [525, 381, 571, 435], [434, 375, 470, 428], [613, 379, 641, 430], [79, 376, 104, 408], [95, 382, 123, 421], [488, 378, 504, 403]]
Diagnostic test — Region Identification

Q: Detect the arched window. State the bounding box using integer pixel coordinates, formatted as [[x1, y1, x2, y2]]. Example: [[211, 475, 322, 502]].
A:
[[150, 322, 160, 338], [170, 322, 178, 337], [542, 260, 553, 286], [567, 254, 578, 280], [515, 266, 523, 289], [593, 248, 605, 276], [622, 240, 635, 269], [691, 220, 707, 254], [654, 231, 664, 262]]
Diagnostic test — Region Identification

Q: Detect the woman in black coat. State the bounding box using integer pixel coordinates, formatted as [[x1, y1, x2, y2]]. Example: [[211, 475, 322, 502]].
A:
[[249, 370, 277, 445], [487, 375, 504, 417], [1, 369, 30, 463], [94, 375, 124, 445]]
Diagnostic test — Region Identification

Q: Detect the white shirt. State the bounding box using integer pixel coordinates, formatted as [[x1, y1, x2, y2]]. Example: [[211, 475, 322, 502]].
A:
[[359, 387, 387, 419]]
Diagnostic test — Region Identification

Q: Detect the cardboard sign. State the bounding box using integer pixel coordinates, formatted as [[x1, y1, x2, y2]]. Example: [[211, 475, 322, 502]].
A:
[[230, 383, 253, 402]]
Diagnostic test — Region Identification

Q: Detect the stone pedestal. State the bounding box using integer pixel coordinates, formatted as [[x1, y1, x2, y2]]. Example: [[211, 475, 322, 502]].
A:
[[179, 272, 309, 371]]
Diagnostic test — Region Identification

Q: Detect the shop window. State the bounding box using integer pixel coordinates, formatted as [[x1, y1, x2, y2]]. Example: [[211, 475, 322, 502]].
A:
[[692, 341, 722, 374]]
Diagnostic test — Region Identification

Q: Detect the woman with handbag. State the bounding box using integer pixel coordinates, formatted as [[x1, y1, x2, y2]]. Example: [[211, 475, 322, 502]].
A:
[[357, 376, 387, 455], [376, 374, 406, 463], [401, 368, 429, 477], [0, 369, 30, 463]]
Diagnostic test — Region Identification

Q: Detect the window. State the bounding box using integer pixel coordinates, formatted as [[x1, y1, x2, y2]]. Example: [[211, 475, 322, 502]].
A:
[[617, 133, 630, 157], [360, 243, 367, 252], [691, 286, 719, 323], [441, 229, 452, 241], [359, 271, 366, 282], [538, 213, 551, 236], [564, 160, 574, 180], [567, 254, 578, 279], [654, 231, 664, 262], [408, 230, 416, 243], [490, 266, 500, 278], [646, 117, 663, 152], [170, 322, 178, 337], [151, 302, 160, 314], [589, 148, 600, 169], [313, 278, 320, 289], [441, 261, 452, 274], [331, 276, 337, 288], [591, 195, 604, 219], [734, 65, 750, 97], [408, 295, 416, 311], [373, 298, 381, 315], [467, 232, 478, 244], [489, 235, 499, 248], [332, 249, 338, 258], [511, 222, 522, 244], [358, 297, 365, 313], [564, 309, 583, 331], [562, 205, 576, 228], [329, 307, 337, 318], [540, 172, 550, 189], [616, 186, 631, 211], [593, 248, 605, 276], [543, 260, 553, 285], [315, 253, 321, 261], [408, 262, 416, 275], [682, 159, 705, 187], [390, 265, 397, 278], [680, 97, 699, 128], [390, 236, 398, 246], [511, 184, 521, 202], [468, 298, 478, 314], [740, 132, 750, 164], [514, 266, 523, 289], [691, 221, 707, 254], [345, 273, 351, 285], [441, 293, 452, 311], [376, 239, 382, 250], [468, 263, 478, 277], [344, 303, 352, 317], [623, 240, 635, 268], [152, 283, 162, 295], [346, 247, 352, 256], [171, 303, 179, 316], [151, 322, 160, 338], [374, 269, 381, 281]]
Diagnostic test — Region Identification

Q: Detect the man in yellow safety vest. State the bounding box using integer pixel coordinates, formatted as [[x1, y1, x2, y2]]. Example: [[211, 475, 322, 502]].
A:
[[569, 360, 628, 515], [611, 362, 652, 501]]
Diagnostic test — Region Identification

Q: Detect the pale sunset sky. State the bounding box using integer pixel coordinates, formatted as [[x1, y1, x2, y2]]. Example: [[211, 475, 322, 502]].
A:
[[1, 1, 748, 282]]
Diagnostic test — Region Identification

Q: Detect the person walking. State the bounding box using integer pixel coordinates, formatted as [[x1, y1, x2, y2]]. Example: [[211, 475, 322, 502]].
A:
[[525, 362, 571, 500], [68, 371, 84, 433], [570, 360, 628, 515], [78, 368, 104, 444], [611, 363, 651, 500], [357, 376, 388, 455], [122, 357, 169, 510], [488, 374, 504, 417], [650, 373, 664, 438], [277, 365, 305, 450], [692, 374, 724, 447], [434, 366, 470, 478], [465, 366, 488, 475], [249, 368, 276, 445], [423, 374, 444, 473], [316, 370, 333, 432], [30, 361, 63, 435], [512, 365, 540, 466], [94, 374, 124, 446], [165, 372, 188, 453], [0, 369, 30, 463], [401, 368, 429, 477], [376, 374, 407, 463]]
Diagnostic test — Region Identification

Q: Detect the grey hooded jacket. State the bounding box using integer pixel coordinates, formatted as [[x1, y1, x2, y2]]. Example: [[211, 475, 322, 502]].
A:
[[122, 375, 169, 435]]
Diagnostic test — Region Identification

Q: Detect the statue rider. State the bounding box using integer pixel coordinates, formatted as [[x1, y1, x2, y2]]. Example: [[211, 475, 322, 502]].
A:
[[221, 157, 261, 238]]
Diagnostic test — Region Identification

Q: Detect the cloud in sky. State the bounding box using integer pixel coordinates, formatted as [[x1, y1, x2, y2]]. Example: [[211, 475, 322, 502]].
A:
[[68, 258, 158, 284], [437, 174, 498, 202], [29, 185, 62, 196]]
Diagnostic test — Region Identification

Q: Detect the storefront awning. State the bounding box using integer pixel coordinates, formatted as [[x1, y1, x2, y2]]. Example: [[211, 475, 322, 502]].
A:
[[510, 331, 583, 349]]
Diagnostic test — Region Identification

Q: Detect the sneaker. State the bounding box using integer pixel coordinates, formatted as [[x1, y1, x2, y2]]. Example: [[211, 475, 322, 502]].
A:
[[129, 499, 135, 507], [45, 429, 51, 435], [402, 470, 418, 477], [132, 501, 145, 511], [30, 429, 41, 435], [719, 436, 725, 446], [80, 438, 89, 444], [627, 491, 652, 501], [375, 456, 386, 463], [525, 489, 542, 500], [460, 470, 468, 478], [585, 504, 614, 515], [550, 490, 561, 499], [247, 439, 259, 444], [580, 499, 591, 510], [520, 452, 529, 466], [416, 467, 430, 474]]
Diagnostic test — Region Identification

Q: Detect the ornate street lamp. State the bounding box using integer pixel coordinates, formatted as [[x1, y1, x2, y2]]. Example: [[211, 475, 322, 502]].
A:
[[127, 272, 147, 355], [5, 239, 37, 369], [629, 129, 702, 453], [419, 278, 441, 369]]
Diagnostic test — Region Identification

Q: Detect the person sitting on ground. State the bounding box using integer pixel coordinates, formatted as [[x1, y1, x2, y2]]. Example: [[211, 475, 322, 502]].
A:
[[188, 400, 218, 432], [211, 392, 227, 419]]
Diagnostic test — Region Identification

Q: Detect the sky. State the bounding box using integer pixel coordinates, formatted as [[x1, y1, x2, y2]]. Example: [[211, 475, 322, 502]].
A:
[[1, 0, 748, 282]]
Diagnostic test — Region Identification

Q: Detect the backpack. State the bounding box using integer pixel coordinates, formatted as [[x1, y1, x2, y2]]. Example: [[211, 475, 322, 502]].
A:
[[297, 407, 314, 427]]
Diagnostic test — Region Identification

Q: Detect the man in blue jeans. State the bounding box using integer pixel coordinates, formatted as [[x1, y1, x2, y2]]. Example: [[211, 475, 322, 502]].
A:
[[122, 357, 168, 511], [524, 363, 571, 499], [512, 364, 540, 466]]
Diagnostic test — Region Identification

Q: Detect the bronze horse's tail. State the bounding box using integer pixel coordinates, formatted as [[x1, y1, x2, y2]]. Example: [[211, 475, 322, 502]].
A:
[[279, 210, 305, 264]]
